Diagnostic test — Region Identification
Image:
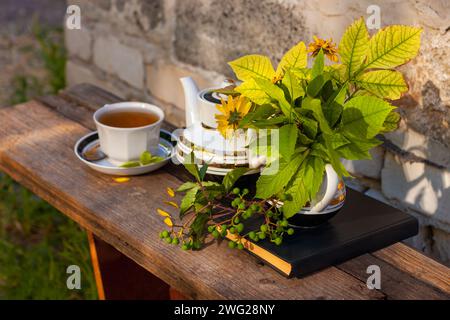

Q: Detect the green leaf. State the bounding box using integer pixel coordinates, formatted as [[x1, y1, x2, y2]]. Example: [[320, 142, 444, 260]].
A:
[[282, 161, 308, 218], [323, 136, 350, 177], [311, 49, 324, 78], [228, 54, 275, 81], [306, 75, 326, 97], [298, 115, 318, 139], [179, 186, 199, 217], [365, 25, 422, 69], [291, 68, 311, 80], [339, 17, 369, 78], [176, 181, 198, 192], [303, 156, 325, 200], [199, 164, 208, 181], [139, 151, 153, 165], [337, 136, 382, 160], [279, 124, 298, 161], [355, 70, 408, 100], [222, 167, 249, 193], [239, 104, 276, 127], [235, 78, 272, 105], [342, 96, 395, 139], [255, 152, 307, 199], [276, 41, 308, 75], [380, 110, 401, 133], [251, 115, 287, 128], [184, 164, 200, 181], [253, 78, 293, 119], [330, 132, 351, 149], [282, 69, 304, 102], [189, 212, 209, 244], [119, 161, 141, 168], [302, 97, 332, 134]]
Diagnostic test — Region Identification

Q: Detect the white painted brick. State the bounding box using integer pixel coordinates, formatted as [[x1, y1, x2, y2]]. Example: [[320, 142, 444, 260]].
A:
[[93, 36, 144, 89], [381, 152, 450, 227], [65, 28, 92, 61]]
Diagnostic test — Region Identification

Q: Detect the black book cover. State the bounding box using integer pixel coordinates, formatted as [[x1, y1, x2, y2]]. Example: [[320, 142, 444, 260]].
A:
[[225, 187, 418, 277]]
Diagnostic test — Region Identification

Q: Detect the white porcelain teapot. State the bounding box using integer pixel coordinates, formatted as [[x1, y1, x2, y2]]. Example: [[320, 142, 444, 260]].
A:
[[180, 77, 236, 129]]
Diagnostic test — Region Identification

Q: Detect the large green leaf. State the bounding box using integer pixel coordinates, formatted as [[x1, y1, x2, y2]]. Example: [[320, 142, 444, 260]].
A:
[[276, 41, 308, 75], [254, 78, 293, 119], [279, 124, 298, 161], [235, 78, 271, 105], [341, 96, 395, 139], [255, 152, 307, 199], [282, 69, 304, 102], [337, 136, 382, 160], [239, 104, 276, 127], [222, 168, 249, 193], [365, 25, 422, 69], [179, 186, 199, 218], [302, 97, 332, 134], [339, 17, 369, 78], [355, 70, 408, 99], [311, 50, 324, 78], [282, 155, 324, 218], [228, 54, 275, 81]]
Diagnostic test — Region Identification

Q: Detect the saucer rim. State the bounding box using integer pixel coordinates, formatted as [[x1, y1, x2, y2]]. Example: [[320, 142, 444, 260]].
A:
[[74, 129, 174, 172]]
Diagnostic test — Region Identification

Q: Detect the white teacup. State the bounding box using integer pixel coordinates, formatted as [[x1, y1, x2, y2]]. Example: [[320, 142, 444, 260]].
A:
[[93, 102, 164, 163]]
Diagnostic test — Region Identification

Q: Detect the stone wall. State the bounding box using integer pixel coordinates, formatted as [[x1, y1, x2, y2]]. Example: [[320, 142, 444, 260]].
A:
[[65, 0, 450, 264]]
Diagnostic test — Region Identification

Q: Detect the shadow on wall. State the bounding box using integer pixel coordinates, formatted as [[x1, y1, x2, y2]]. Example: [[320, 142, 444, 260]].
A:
[[383, 81, 450, 230]]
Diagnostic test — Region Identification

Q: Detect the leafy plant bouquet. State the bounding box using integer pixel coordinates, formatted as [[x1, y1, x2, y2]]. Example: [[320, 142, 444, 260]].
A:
[[158, 18, 422, 250]]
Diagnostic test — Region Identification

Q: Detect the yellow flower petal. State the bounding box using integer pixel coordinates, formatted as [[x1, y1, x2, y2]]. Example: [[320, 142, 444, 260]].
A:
[[164, 201, 179, 209], [167, 187, 175, 197], [164, 217, 173, 227], [113, 177, 130, 183], [157, 208, 171, 217]]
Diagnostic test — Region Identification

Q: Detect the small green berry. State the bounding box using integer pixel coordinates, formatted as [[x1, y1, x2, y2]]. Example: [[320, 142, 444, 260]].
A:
[[212, 230, 220, 238], [159, 232, 165, 239], [260, 224, 268, 232], [237, 223, 244, 233], [287, 228, 294, 235], [228, 241, 237, 249], [232, 187, 240, 195], [208, 225, 215, 233], [242, 188, 249, 195], [165, 236, 173, 244], [181, 244, 189, 250], [229, 226, 236, 234], [258, 232, 266, 240], [237, 243, 244, 250], [281, 220, 289, 227], [238, 203, 246, 210], [248, 231, 256, 239], [161, 230, 169, 238], [234, 217, 240, 224], [274, 237, 282, 246], [172, 237, 179, 245]]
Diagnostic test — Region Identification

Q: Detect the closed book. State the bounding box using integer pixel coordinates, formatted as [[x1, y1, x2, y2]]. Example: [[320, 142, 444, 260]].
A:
[[225, 187, 418, 277]]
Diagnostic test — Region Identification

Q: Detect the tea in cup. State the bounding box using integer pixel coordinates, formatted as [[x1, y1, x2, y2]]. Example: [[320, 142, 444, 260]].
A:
[[93, 102, 164, 163]]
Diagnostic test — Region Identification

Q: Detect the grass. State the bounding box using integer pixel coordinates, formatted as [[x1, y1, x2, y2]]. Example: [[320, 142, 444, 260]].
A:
[[0, 22, 97, 299]]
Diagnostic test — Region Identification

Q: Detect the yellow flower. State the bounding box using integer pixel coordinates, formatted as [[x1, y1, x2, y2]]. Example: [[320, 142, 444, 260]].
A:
[[308, 36, 339, 62], [215, 95, 252, 138]]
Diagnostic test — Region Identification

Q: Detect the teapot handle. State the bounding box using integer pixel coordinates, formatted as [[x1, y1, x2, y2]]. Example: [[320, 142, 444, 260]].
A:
[[309, 164, 339, 213]]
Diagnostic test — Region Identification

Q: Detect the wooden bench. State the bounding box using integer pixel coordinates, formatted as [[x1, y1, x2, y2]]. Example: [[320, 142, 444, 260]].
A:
[[0, 83, 448, 300]]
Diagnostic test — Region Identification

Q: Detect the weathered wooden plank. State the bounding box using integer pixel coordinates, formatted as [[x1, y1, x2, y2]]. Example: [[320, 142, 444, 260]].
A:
[[0, 101, 385, 300], [373, 243, 450, 295], [337, 253, 449, 300]]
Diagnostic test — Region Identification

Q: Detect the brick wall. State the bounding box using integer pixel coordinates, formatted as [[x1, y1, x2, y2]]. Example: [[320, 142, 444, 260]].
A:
[[65, 0, 450, 264]]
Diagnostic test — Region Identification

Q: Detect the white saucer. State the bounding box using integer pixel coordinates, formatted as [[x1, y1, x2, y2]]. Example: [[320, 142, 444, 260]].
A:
[[74, 130, 175, 176]]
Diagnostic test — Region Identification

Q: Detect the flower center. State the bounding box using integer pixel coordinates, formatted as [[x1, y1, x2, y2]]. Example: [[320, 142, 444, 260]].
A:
[[227, 110, 242, 125]]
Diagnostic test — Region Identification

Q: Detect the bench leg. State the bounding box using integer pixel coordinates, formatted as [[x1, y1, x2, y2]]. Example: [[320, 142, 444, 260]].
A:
[[87, 231, 185, 300]]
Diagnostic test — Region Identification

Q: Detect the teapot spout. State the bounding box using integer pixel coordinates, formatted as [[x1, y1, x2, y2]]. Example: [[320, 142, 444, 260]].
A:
[[180, 77, 200, 127]]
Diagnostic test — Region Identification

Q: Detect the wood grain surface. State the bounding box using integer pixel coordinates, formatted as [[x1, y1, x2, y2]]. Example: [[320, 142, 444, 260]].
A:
[[0, 84, 448, 300]]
